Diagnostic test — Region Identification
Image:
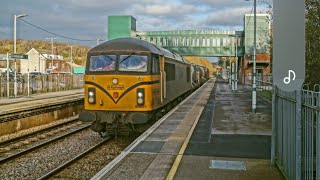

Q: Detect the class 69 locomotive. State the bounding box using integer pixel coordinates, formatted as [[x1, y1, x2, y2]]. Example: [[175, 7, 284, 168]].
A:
[[79, 38, 209, 137]]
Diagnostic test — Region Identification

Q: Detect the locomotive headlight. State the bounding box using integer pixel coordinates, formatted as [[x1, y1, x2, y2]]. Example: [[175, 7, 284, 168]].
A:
[[89, 97, 94, 103], [137, 98, 143, 104], [137, 88, 145, 105], [88, 88, 96, 104], [112, 78, 118, 85]]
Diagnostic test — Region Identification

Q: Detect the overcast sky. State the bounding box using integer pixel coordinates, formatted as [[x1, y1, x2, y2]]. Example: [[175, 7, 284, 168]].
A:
[[1, 0, 272, 47]]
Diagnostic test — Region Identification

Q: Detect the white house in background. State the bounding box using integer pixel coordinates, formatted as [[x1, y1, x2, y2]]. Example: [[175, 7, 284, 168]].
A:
[[42, 54, 63, 60], [20, 48, 47, 74]]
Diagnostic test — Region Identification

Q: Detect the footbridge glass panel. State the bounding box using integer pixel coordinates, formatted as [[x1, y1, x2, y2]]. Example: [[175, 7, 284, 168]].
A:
[[135, 30, 244, 57]]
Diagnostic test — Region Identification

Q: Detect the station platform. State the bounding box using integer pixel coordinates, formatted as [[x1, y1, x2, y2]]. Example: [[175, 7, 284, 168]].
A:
[[0, 89, 84, 136], [0, 89, 84, 114], [0, 89, 84, 105], [92, 79, 284, 180]]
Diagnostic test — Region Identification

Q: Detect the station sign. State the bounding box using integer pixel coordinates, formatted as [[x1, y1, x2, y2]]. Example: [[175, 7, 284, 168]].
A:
[[10, 54, 28, 59]]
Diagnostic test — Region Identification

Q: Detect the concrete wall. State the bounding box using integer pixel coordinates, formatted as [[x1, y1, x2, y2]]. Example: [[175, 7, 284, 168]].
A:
[[0, 103, 83, 136]]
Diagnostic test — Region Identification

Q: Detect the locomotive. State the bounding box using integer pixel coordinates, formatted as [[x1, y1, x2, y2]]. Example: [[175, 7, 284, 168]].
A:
[[79, 38, 209, 136]]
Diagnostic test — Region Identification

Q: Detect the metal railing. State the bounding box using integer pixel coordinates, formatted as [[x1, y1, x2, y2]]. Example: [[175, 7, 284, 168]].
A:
[[244, 74, 273, 85], [0, 74, 84, 98], [243, 74, 273, 100], [272, 87, 301, 180], [270, 84, 319, 180], [242, 75, 319, 180], [301, 85, 320, 180]]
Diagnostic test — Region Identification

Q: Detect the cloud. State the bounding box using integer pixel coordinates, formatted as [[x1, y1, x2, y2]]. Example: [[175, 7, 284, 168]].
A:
[[0, 27, 10, 37], [0, 0, 271, 46], [203, 7, 252, 26], [129, 3, 199, 17]]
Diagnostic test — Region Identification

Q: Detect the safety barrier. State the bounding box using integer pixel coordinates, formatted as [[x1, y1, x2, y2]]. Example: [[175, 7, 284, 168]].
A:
[[240, 76, 319, 180], [0, 74, 84, 98], [271, 85, 319, 180]]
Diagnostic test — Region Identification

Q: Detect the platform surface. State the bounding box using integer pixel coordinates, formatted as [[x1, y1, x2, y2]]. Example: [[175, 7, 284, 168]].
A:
[[94, 79, 213, 180], [93, 79, 284, 180], [0, 89, 84, 114], [175, 79, 284, 180]]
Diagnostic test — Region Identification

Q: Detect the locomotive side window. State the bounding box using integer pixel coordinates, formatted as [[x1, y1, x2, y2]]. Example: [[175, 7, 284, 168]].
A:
[[89, 55, 116, 71], [119, 55, 147, 72], [152, 55, 160, 74], [165, 62, 175, 81]]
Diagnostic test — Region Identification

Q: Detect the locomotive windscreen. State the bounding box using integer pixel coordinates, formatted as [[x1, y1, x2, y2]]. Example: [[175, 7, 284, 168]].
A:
[[89, 55, 116, 71], [119, 55, 147, 72]]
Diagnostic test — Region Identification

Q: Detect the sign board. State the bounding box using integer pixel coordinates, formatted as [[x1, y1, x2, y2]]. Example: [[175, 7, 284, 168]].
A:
[[273, 0, 305, 91], [10, 54, 28, 59]]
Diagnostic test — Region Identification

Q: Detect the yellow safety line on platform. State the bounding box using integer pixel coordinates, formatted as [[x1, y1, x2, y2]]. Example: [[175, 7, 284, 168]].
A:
[[166, 106, 205, 180]]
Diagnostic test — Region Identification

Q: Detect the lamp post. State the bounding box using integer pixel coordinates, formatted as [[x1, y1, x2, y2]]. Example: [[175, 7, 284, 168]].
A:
[[46, 37, 58, 73], [70, 46, 73, 63], [14, 14, 28, 98], [229, 34, 240, 92], [252, 0, 257, 113], [229, 37, 232, 86], [245, 0, 257, 113], [235, 35, 238, 91]]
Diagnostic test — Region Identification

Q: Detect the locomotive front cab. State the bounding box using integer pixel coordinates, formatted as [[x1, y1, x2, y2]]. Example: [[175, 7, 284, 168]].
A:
[[80, 51, 162, 134]]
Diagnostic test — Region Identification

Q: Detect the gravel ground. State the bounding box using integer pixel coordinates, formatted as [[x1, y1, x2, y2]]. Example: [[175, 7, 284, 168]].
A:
[[51, 137, 135, 180], [0, 128, 103, 180], [0, 121, 85, 156]]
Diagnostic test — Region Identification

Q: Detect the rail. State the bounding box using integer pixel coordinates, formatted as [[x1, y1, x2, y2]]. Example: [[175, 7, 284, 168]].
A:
[[38, 136, 111, 180], [0, 122, 90, 164]]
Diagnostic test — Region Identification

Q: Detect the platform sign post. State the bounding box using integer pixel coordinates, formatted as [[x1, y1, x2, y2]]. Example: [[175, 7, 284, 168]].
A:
[[10, 54, 28, 59], [273, 0, 304, 179], [10, 54, 28, 98], [273, 0, 305, 91]]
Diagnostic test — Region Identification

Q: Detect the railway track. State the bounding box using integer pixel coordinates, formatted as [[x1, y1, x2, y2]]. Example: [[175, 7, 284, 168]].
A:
[[38, 136, 111, 180], [0, 119, 90, 164]]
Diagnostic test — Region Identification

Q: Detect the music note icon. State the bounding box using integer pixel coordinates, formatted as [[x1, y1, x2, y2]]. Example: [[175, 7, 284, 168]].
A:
[[283, 70, 296, 84]]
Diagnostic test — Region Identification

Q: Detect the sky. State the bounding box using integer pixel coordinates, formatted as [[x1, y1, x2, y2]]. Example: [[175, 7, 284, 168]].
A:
[[1, 0, 272, 49]]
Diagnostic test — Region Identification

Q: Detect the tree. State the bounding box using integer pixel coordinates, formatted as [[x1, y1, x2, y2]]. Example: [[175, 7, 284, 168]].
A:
[[184, 56, 214, 75], [305, 0, 320, 86], [259, 0, 320, 85]]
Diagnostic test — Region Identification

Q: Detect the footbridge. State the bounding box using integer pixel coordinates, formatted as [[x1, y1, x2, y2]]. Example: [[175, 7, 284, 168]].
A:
[[107, 15, 270, 57]]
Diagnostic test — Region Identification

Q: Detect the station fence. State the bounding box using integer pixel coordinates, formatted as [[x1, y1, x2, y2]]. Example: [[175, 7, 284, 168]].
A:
[[244, 76, 319, 180], [0, 74, 84, 98]]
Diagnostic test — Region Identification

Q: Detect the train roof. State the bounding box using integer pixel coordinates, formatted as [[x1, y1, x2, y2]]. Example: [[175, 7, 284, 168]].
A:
[[89, 38, 188, 63]]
